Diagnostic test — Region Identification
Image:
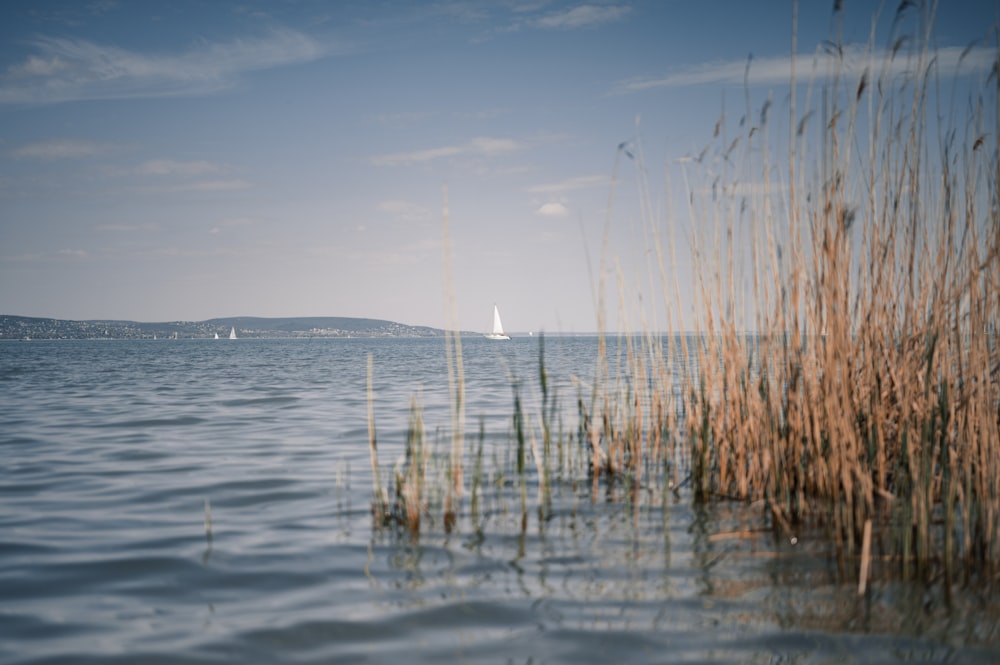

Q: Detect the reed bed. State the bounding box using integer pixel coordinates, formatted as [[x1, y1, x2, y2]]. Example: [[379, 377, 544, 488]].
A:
[[368, 2, 999, 588], [664, 1, 1000, 584]]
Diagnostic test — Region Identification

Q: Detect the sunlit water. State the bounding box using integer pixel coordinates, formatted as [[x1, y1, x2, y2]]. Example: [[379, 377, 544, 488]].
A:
[[1, 338, 997, 664]]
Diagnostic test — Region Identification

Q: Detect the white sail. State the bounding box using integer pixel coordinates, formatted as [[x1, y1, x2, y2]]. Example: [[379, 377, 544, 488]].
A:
[[229, 327, 237, 340], [484, 304, 510, 340]]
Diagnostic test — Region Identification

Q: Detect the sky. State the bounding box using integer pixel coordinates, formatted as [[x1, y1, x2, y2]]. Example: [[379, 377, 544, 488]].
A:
[[0, 1, 996, 333]]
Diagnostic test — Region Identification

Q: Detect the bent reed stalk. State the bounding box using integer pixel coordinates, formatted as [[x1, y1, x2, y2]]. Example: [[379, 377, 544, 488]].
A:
[[368, 2, 998, 585]]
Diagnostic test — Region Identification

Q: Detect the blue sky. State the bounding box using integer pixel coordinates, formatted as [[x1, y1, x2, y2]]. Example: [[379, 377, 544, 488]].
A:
[[0, 1, 995, 333]]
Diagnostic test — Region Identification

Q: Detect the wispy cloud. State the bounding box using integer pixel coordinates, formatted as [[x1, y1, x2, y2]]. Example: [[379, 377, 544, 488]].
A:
[[616, 44, 997, 93], [368, 110, 440, 128], [1, 248, 88, 263], [12, 138, 117, 159], [137, 159, 224, 176], [144, 246, 250, 258], [1, 27, 332, 104], [130, 159, 242, 193], [135, 178, 252, 193], [345, 238, 440, 266], [1, 237, 259, 264], [23, 0, 119, 28], [480, 3, 630, 39], [95, 223, 158, 232], [165, 179, 252, 192], [534, 4, 630, 29], [209, 216, 255, 235], [376, 200, 432, 223], [371, 136, 522, 166], [527, 174, 608, 194], [368, 108, 508, 128]]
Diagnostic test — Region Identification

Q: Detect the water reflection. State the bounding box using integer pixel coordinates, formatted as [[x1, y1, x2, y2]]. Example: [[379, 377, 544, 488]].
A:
[[368, 478, 999, 661], [3, 338, 997, 664]]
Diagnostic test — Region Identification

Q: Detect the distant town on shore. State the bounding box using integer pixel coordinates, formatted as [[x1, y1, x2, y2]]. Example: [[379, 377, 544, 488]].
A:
[[0, 315, 449, 340]]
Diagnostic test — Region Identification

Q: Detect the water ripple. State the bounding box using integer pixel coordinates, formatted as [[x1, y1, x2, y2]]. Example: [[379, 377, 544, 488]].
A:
[[1, 338, 997, 665]]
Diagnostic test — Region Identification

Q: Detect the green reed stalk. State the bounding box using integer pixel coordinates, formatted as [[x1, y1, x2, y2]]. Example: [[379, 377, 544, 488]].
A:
[[394, 396, 426, 535], [471, 420, 484, 529], [513, 381, 528, 532]]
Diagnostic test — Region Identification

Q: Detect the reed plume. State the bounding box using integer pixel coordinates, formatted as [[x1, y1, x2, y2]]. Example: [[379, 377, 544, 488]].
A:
[[654, 0, 1000, 580]]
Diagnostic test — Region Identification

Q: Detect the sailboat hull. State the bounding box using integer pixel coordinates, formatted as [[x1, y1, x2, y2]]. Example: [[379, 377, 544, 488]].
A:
[[484, 304, 510, 340]]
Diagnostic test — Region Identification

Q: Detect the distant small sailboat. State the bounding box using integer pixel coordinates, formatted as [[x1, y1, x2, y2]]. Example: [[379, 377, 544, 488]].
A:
[[484, 304, 510, 340], [214, 332, 219, 339], [229, 327, 237, 340]]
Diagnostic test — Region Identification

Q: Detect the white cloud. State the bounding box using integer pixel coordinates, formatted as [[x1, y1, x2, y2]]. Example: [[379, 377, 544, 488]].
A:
[[534, 4, 630, 29], [537, 202, 569, 217], [0, 27, 332, 104], [371, 136, 522, 166], [12, 139, 116, 159], [616, 44, 997, 93]]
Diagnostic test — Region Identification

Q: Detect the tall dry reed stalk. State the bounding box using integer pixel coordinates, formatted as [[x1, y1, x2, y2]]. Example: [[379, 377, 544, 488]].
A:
[[441, 184, 465, 532], [648, 1, 1000, 581], [366, 3, 998, 588], [367, 353, 389, 523]]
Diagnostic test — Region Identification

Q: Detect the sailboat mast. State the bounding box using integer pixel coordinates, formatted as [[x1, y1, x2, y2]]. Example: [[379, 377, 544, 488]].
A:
[[485, 303, 510, 340]]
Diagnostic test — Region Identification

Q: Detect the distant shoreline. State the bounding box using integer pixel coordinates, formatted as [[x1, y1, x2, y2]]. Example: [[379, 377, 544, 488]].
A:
[[1, 315, 776, 340], [0, 314, 450, 340]]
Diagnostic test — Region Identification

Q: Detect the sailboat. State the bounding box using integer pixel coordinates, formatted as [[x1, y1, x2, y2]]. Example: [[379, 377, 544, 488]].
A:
[[229, 327, 237, 340], [214, 332, 219, 339], [484, 304, 511, 340]]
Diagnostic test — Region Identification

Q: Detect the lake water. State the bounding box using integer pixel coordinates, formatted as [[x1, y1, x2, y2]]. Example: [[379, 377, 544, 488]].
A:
[[1, 337, 997, 664]]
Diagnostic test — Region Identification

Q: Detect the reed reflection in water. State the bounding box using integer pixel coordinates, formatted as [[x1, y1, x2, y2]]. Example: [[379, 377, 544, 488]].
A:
[[0, 337, 996, 664]]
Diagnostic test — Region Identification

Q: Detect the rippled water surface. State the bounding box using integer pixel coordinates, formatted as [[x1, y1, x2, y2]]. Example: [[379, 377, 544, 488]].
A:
[[1, 338, 997, 664]]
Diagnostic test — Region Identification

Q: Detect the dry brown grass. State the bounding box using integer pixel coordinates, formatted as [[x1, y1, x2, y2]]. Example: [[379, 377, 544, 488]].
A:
[[608, 1, 1000, 581], [371, 2, 999, 586]]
